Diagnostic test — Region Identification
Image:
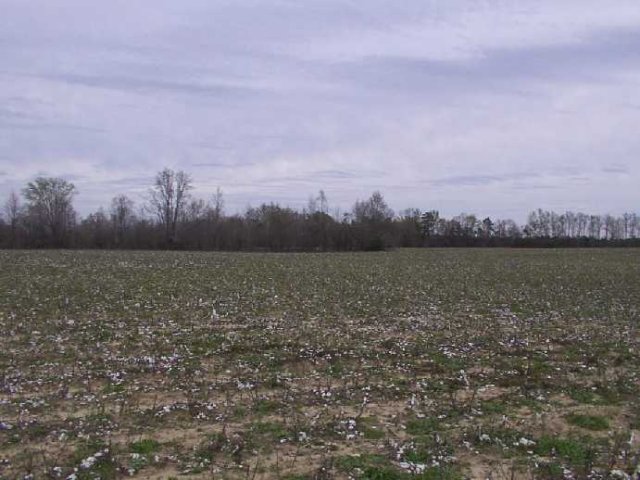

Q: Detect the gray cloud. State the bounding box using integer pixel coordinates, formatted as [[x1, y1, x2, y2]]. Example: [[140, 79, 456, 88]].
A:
[[430, 174, 525, 187], [1, 0, 639, 220], [329, 27, 640, 101], [602, 165, 629, 174], [18, 72, 264, 98]]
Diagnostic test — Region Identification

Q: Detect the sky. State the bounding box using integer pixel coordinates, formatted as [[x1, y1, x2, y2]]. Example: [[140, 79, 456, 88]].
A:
[[1, 0, 639, 221]]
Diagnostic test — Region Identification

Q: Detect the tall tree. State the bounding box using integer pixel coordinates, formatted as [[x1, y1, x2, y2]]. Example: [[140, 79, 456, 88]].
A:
[[315, 190, 329, 215], [353, 191, 394, 223], [352, 191, 394, 250], [148, 168, 192, 245], [4, 191, 21, 247], [22, 177, 76, 247], [211, 187, 224, 221], [576, 213, 589, 237], [622, 212, 634, 239], [589, 215, 602, 239], [630, 213, 639, 239], [452, 213, 478, 237], [80, 208, 111, 248], [420, 210, 440, 238], [481, 217, 494, 238], [110, 195, 135, 247]]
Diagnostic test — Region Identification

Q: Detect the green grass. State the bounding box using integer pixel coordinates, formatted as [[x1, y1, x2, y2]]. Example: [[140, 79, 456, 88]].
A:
[[336, 454, 390, 472], [406, 417, 440, 436], [479, 400, 507, 414], [565, 414, 610, 431], [253, 398, 281, 415], [129, 439, 160, 455], [336, 454, 460, 480], [566, 387, 603, 405], [250, 421, 289, 439], [535, 436, 593, 465]]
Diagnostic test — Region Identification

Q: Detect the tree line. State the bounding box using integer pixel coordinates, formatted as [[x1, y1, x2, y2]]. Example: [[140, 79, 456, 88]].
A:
[[1, 168, 639, 250]]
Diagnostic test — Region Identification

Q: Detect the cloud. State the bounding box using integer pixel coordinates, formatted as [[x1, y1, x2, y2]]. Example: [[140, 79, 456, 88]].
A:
[[327, 27, 640, 102], [431, 174, 514, 187], [601, 165, 629, 175], [21, 72, 263, 98], [0, 0, 639, 220]]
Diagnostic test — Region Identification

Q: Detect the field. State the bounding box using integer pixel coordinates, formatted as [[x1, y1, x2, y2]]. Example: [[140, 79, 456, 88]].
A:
[[1, 249, 639, 480]]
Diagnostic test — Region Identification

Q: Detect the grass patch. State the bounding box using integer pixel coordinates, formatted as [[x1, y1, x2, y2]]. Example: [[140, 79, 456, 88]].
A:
[[535, 436, 594, 466], [253, 398, 281, 415], [406, 417, 440, 436], [565, 413, 609, 431], [129, 438, 160, 455], [251, 421, 289, 439]]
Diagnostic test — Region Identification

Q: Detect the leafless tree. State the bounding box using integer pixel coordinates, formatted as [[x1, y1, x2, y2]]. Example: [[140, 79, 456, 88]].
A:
[[420, 210, 440, 237], [306, 194, 318, 215], [576, 213, 589, 237], [318, 190, 329, 215], [185, 198, 207, 222], [565, 211, 577, 237], [22, 177, 76, 247], [550, 212, 564, 238], [603, 214, 617, 240], [481, 217, 494, 238], [306, 190, 329, 216], [4, 191, 21, 247], [110, 195, 135, 246], [622, 212, 634, 239], [211, 187, 224, 221], [353, 191, 394, 223], [148, 168, 192, 245], [589, 215, 602, 239], [4, 174, 640, 250], [452, 213, 478, 237], [630, 213, 639, 239], [81, 208, 111, 247]]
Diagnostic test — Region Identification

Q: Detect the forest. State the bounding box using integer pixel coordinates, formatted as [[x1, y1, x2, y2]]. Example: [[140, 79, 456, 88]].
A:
[[1, 168, 639, 250]]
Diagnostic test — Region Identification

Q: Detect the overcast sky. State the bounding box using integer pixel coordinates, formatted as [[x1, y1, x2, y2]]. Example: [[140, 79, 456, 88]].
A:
[[1, 1, 639, 220]]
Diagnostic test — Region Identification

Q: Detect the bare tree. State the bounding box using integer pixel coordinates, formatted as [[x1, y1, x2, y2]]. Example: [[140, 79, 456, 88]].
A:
[[630, 213, 639, 239], [4, 191, 21, 247], [148, 168, 192, 245], [306, 190, 328, 216], [318, 190, 329, 215], [420, 210, 439, 237], [5, 174, 640, 250], [589, 215, 602, 239], [186, 199, 208, 222], [353, 191, 394, 223], [211, 187, 224, 221], [110, 195, 135, 246], [306, 194, 318, 215], [81, 208, 111, 247], [550, 212, 564, 238], [603, 214, 617, 240], [494, 219, 520, 238], [352, 191, 394, 250], [452, 213, 478, 237], [622, 212, 634, 239], [525, 210, 540, 237], [576, 213, 589, 237], [565, 211, 577, 237], [481, 217, 494, 238], [23, 177, 76, 247], [505, 219, 521, 238]]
